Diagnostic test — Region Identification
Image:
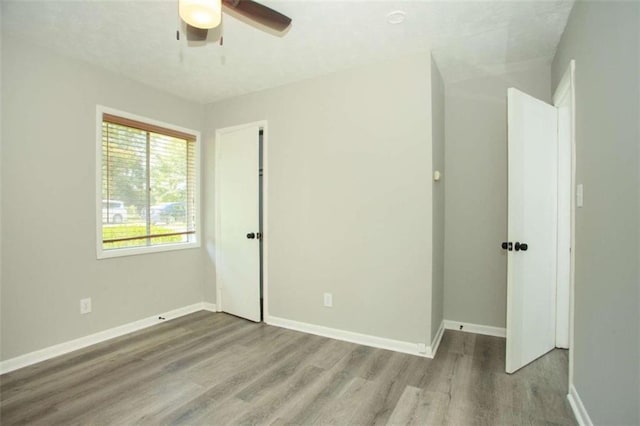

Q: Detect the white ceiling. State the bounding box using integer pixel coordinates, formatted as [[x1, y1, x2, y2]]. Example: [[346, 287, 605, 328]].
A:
[[2, 0, 574, 104]]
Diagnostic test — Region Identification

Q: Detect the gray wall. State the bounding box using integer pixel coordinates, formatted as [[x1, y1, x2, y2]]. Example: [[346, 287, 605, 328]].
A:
[[1, 37, 206, 360], [205, 54, 435, 345], [552, 1, 639, 424], [430, 56, 445, 339], [443, 65, 551, 328]]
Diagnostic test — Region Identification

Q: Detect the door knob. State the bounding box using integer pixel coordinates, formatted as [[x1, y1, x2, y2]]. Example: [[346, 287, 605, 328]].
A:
[[246, 233, 256, 239], [501, 242, 513, 251], [514, 242, 528, 251]]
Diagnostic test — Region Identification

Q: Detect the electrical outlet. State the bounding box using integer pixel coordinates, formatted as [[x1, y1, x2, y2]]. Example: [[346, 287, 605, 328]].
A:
[[323, 293, 333, 308], [80, 298, 92, 314]]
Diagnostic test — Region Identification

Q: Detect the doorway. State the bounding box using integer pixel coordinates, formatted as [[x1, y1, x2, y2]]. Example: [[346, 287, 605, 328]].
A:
[[505, 60, 576, 375], [552, 60, 576, 385], [215, 121, 267, 323]]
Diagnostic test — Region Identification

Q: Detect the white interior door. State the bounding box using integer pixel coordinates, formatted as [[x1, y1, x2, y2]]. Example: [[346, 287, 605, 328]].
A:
[[216, 124, 261, 322], [506, 88, 558, 374]]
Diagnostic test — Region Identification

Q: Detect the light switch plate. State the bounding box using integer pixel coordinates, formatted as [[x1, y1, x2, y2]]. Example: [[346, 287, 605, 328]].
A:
[[576, 184, 584, 208]]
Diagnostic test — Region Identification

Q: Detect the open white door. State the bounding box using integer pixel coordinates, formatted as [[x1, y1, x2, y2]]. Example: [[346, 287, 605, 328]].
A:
[[216, 123, 261, 322], [506, 88, 558, 374]]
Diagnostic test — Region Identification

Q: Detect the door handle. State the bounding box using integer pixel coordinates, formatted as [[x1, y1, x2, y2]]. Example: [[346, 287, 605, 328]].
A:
[[246, 232, 256, 239], [514, 242, 528, 251], [501, 242, 513, 251]]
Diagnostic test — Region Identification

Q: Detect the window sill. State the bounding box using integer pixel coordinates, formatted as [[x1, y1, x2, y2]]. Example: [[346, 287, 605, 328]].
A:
[[96, 241, 201, 260]]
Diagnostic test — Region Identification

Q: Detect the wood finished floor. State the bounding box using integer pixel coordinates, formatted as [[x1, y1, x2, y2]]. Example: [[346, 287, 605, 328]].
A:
[[0, 311, 576, 425]]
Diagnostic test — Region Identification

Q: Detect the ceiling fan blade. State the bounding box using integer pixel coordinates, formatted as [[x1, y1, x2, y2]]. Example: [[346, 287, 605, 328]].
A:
[[186, 24, 209, 41], [222, 0, 292, 33]]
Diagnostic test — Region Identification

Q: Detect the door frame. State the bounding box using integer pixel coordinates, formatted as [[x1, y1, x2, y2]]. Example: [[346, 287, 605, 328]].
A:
[[214, 120, 269, 321], [552, 60, 576, 388]]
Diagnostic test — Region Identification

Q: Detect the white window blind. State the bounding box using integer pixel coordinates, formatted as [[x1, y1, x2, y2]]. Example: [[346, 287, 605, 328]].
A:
[[100, 113, 197, 252]]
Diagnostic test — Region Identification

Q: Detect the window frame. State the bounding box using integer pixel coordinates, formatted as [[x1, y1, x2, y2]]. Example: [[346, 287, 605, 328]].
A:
[[95, 105, 202, 259]]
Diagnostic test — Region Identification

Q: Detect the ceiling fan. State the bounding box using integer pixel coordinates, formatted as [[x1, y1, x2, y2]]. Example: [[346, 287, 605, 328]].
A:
[[178, 0, 292, 43]]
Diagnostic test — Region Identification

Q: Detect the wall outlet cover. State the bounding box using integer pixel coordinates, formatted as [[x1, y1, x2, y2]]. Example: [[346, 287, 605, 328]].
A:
[[323, 293, 333, 308], [80, 298, 92, 314]]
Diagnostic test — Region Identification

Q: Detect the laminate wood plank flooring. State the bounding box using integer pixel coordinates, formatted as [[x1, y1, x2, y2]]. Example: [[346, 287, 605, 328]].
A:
[[0, 311, 576, 425]]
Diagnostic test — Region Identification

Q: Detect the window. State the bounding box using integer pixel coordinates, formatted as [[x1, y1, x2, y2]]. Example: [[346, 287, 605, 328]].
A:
[[97, 107, 200, 258]]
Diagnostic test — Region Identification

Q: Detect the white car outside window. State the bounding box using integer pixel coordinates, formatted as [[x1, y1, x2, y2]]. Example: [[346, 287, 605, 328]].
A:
[[102, 200, 127, 224]]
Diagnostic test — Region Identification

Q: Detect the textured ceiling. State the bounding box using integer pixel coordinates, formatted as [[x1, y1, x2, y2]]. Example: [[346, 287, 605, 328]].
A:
[[2, 0, 574, 104]]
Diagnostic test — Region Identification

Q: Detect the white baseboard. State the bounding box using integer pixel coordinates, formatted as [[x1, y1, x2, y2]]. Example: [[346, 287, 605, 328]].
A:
[[567, 384, 593, 426], [201, 302, 218, 312], [265, 315, 431, 358], [443, 319, 506, 338], [0, 302, 217, 375], [428, 320, 445, 357]]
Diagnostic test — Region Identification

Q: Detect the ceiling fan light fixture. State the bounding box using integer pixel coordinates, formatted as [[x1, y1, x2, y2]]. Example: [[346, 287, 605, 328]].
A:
[[179, 0, 222, 29]]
